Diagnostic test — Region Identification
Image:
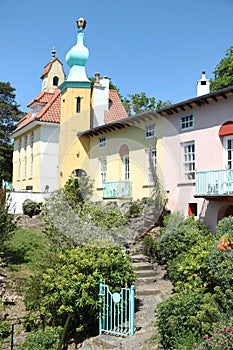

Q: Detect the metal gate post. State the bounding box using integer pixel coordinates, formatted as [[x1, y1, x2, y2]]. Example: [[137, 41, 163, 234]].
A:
[[99, 279, 104, 335], [129, 285, 135, 335]]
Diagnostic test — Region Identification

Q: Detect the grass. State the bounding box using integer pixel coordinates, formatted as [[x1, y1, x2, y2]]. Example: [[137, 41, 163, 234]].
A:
[[4, 226, 50, 271]]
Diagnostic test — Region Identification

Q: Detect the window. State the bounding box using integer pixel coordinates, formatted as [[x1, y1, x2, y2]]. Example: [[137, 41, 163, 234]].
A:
[[99, 157, 107, 186], [24, 135, 28, 179], [146, 147, 156, 184], [180, 114, 194, 130], [76, 97, 81, 113], [17, 138, 22, 180], [30, 132, 34, 178], [183, 141, 195, 180], [145, 124, 156, 139], [53, 76, 59, 86], [122, 155, 129, 180], [225, 138, 233, 169], [98, 137, 106, 149]]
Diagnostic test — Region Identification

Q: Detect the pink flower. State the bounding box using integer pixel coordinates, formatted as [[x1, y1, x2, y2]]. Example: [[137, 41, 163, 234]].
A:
[[226, 327, 231, 332], [203, 335, 207, 339], [193, 345, 197, 349]]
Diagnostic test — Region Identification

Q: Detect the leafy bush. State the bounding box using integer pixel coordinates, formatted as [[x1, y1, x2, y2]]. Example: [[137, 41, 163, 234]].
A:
[[168, 234, 215, 289], [143, 234, 157, 260], [158, 214, 208, 262], [64, 175, 94, 207], [156, 289, 220, 350], [24, 244, 136, 341], [18, 326, 60, 350], [0, 190, 16, 249], [194, 318, 233, 349], [208, 248, 233, 291], [82, 202, 127, 228], [22, 199, 41, 217]]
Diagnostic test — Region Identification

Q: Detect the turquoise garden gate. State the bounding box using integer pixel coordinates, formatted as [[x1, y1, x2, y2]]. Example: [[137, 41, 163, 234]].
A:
[[99, 280, 135, 337]]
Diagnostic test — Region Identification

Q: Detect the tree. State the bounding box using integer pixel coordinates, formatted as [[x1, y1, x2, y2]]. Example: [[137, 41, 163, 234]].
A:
[[122, 92, 171, 115], [0, 82, 24, 185], [210, 46, 233, 91]]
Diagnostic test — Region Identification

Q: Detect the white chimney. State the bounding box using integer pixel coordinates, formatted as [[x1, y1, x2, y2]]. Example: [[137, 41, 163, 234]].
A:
[[197, 71, 210, 96]]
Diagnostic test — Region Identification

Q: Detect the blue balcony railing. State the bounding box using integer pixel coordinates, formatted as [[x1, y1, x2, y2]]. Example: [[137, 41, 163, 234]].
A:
[[195, 169, 233, 196], [103, 181, 132, 199]]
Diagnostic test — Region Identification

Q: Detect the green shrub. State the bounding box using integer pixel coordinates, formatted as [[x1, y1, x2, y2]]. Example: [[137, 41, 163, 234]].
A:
[[215, 216, 233, 240], [194, 318, 233, 349], [168, 234, 215, 289], [22, 199, 41, 217], [143, 234, 157, 260], [0, 190, 16, 249], [82, 203, 127, 228], [18, 326, 60, 350], [158, 214, 208, 262], [24, 244, 136, 341], [208, 248, 233, 291], [156, 289, 220, 349]]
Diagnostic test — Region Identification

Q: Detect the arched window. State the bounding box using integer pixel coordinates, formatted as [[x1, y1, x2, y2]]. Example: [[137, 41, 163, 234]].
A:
[[53, 76, 59, 86]]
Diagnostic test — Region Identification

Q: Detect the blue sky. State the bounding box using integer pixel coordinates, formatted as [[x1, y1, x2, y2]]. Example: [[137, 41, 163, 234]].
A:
[[0, 0, 233, 112]]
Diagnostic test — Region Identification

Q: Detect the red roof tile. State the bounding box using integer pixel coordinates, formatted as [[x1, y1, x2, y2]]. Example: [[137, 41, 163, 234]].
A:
[[13, 89, 61, 134], [104, 90, 128, 123], [40, 57, 63, 79]]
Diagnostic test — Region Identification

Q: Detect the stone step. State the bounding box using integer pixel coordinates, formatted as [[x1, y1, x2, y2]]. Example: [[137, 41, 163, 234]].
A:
[[131, 261, 154, 271], [135, 276, 157, 285], [135, 284, 162, 297], [136, 270, 157, 278], [130, 254, 149, 263]]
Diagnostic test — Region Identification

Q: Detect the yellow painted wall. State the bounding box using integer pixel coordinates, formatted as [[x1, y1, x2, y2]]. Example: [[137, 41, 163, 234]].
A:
[[89, 122, 160, 200], [58, 86, 92, 187], [12, 127, 41, 192]]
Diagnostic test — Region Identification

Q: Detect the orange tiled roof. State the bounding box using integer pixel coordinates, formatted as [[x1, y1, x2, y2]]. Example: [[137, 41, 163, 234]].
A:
[[13, 89, 61, 134], [104, 89, 128, 123], [40, 57, 63, 79]]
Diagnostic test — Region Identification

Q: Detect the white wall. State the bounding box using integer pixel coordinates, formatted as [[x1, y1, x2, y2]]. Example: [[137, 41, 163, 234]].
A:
[[8, 192, 51, 214]]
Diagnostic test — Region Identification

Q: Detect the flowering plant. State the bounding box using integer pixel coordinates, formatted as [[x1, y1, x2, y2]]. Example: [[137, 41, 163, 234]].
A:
[[194, 319, 233, 349]]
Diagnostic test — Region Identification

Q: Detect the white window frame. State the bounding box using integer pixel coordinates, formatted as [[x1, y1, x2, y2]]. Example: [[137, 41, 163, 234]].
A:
[[224, 136, 233, 169], [146, 147, 156, 184], [24, 135, 28, 180], [145, 124, 156, 139], [29, 132, 34, 178], [98, 136, 106, 149], [180, 114, 194, 131], [122, 155, 129, 180], [182, 141, 195, 180], [99, 157, 107, 186]]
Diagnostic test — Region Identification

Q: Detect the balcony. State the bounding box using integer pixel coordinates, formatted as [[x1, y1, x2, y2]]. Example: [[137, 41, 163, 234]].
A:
[[195, 169, 233, 199], [103, 181, 132, 199]]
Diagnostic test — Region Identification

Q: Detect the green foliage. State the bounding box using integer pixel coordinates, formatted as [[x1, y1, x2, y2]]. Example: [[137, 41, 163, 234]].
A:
[[22, 199, 41, 217], [122, 92, 171, 115], [194, 318, 233, 349], [143, 234, 157, 260], [208, 248, 233, 291], [64, 175, 94, 208], [158, 214, 208, 262], [156, 289, 220, 349], [168, 234, 215, 289], [0, 82, 24, 184], [215, 215, 233, 239], [18, 326, 60, 350], [24, 244, 136, 339], [82, 202, 127, 228], [127, 200, 144, 218], [0, 190, 16, 250], [210, 46, 233, 91]]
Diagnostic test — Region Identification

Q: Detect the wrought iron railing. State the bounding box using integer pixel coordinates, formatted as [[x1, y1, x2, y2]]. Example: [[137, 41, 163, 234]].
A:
[[103, 181, 132, 199], [195, 169, 233, 196]]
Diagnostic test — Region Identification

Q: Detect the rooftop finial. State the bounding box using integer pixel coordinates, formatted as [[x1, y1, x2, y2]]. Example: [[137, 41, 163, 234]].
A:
[[76, 17, 86, 31], [52, 47, 56, 58]]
